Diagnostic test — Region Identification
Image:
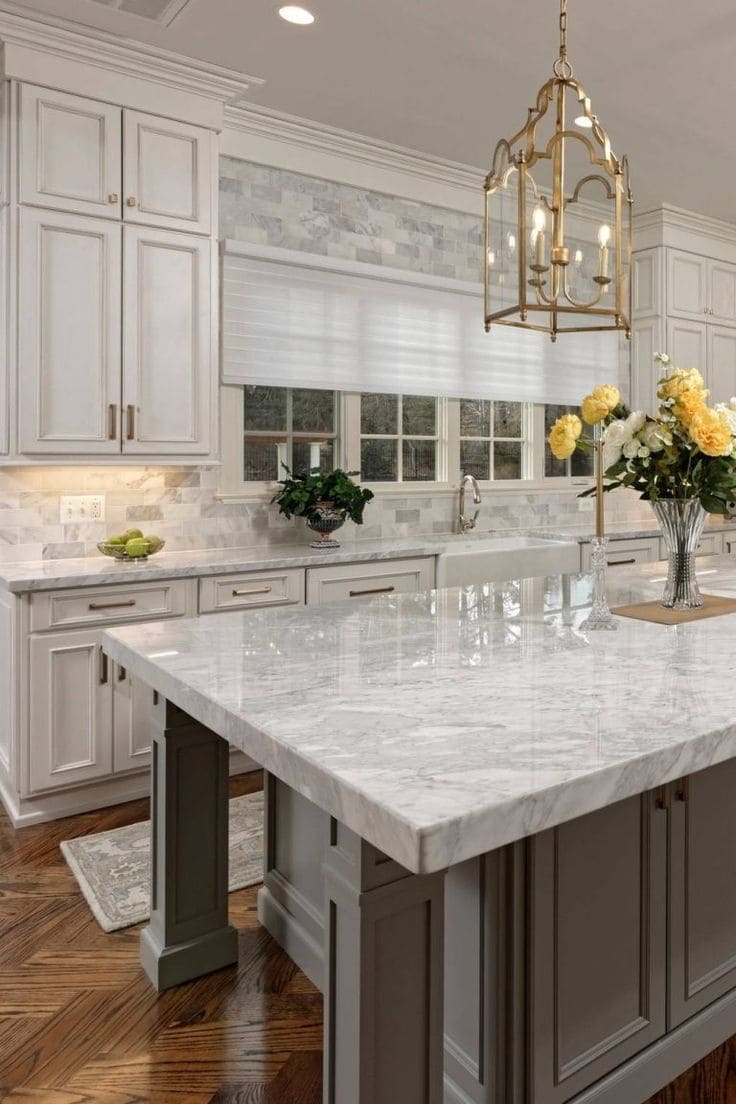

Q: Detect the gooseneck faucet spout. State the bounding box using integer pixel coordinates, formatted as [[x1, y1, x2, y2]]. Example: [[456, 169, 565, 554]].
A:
[[458, 473, 482, 534]]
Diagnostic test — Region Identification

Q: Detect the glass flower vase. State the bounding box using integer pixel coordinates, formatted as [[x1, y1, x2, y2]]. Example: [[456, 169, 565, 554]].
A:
[[652, 498, 707, 610]]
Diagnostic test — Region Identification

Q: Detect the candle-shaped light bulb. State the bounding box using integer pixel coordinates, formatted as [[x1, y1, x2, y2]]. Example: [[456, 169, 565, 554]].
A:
[[531, 206, 546, 267], [597, 223, 611, 278], [574, 248, 583, 265]]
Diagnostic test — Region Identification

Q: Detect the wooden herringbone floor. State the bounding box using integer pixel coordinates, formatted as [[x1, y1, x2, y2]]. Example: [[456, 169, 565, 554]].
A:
[[0, 774, 734, 1103]]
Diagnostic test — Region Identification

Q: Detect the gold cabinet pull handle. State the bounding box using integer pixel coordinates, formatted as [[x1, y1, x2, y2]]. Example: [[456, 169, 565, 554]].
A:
[[349, 585, 396, 597], [108, 193, 119, 204], [117, 664, 127, 682], [607, 558, 636, 566], [99, 649, 109, 685], [126, 405, 136, 440], [126, 196, 137, 207], [108, 403, 118, 441], [655, 785, 671, 811], [232, 586, 273, 597], [89, 599, 136, 611], [675, 777, 689, 803]]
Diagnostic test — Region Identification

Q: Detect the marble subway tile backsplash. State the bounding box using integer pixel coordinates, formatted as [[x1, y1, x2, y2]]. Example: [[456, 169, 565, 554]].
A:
[[0, 465, 653, 563]]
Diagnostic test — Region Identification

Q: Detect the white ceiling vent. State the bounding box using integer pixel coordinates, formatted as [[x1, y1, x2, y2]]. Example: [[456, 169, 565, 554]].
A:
[[91, 0, 194, 27]]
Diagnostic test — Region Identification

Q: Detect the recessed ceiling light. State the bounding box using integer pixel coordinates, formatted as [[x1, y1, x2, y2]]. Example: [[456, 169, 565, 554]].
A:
[[279, 5, 315, 24]]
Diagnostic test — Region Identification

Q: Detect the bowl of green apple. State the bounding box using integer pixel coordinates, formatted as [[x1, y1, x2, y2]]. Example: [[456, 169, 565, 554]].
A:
[[98, 529, 165, 562]]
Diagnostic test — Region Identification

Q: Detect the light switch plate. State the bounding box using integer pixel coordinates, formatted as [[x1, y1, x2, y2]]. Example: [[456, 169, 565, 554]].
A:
[[60, 495, 106, 524]]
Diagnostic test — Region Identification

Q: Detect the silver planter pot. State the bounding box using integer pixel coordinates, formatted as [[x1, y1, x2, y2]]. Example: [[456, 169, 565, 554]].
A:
[[652, 498, 707, 610], [307, 502, 347, 549]]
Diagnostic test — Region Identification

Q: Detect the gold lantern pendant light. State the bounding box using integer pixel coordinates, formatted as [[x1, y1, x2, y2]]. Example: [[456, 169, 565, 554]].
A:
[[484, 0, 632, 341]]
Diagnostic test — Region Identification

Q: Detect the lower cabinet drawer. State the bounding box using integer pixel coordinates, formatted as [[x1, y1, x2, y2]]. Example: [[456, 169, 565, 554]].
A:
[[199, 569, 305, 613], [581, 537, 660, 571], [30, 578, 195, 632], [687, 532, 724, 557], [306, 557, 435, 606]]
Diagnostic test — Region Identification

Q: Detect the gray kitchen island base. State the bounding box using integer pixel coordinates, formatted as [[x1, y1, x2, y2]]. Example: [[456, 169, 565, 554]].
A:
[[260, 771, 736, 1104], [141, 698, 238, 991]]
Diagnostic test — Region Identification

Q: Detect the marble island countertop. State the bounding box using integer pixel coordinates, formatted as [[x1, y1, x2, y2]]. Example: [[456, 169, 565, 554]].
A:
[[528, 517, 736, 543], [104, 555, 736, 875]]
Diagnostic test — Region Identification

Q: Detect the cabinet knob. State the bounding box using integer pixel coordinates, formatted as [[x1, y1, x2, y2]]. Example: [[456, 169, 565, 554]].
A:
[[108, 193, 119, 204], [126, 197, 137, 208]]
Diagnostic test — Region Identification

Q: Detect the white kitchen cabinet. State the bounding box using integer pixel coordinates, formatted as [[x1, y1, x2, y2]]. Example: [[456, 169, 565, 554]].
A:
[[18, 207, 122, 455], [666, 318, 707, 375], [113, 663, 154, 773], [0, 207, 8, 456], [581, 537, 660, 571], [306, 557, 435, 605], [122, 226, 212, 455], [123, 111, 212, 235], [708, 326, 736, 399], [28, 629, 113, 794], [710, 262, 736, 326], [19, 84, 122, 219], [668, 250, 708, 322], [199, 568, 305, 612]]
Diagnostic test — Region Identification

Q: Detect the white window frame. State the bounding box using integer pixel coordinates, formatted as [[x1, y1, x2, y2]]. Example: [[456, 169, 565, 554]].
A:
[[219, 387, 592, 499]]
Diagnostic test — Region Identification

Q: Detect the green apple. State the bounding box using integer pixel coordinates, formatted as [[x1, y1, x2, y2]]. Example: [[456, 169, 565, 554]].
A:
[[106, 535, 125, 546], [125, 537, 149, 558], [145, 535, 162, 554], [123, 528, 144, 541]]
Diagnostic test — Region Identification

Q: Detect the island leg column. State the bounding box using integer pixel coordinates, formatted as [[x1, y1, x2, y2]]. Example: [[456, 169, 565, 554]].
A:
[[140, 696, 238, 991], [323, 822, 445, 1104]]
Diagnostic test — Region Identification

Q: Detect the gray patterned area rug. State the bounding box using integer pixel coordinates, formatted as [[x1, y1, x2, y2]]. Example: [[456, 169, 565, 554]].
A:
[[60, 792, 264, 933]]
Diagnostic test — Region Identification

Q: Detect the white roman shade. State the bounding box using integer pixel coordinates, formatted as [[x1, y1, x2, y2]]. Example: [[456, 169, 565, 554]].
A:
[[222, 241, 627, 405]]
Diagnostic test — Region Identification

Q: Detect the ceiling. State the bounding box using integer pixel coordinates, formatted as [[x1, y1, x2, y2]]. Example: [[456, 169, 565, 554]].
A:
[[4, 0, 736, 221]]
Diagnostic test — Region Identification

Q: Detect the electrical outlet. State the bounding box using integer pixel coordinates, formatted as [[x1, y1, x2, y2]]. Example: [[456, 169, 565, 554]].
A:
[[60, 495, 106, 524]]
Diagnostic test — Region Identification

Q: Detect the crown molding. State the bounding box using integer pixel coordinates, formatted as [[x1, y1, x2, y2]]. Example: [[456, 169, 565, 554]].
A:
[[635, 204, 736, 250], [0, 1, 264, 108]]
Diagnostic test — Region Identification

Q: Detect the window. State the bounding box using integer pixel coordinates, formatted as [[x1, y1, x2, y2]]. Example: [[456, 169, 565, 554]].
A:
[[360, 394, 438, 482], [544, 404, 594, 479], [243, 386, 338, 481], [223, 385, 593, 489], [459, 400, 527, 481]]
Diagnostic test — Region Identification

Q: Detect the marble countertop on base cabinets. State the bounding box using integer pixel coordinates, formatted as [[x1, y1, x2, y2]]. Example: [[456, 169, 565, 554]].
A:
[[104, 555, 736, 875], [529, 518, 736, 543]]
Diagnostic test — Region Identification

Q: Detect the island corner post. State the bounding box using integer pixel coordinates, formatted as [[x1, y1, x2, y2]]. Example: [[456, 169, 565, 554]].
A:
[[144, 694, 447, 1104]]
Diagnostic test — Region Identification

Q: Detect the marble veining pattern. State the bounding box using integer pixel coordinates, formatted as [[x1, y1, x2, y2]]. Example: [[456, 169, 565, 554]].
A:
[[104, 558, 736, 874]]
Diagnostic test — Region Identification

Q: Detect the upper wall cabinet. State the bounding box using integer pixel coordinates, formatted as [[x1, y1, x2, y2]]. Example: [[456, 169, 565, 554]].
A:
[[18, 207, 122, 455], [123, 112, 212, 235], [19, 85, 122, 220], [19, 87, 212, 235], [668, 248, 736, 326]]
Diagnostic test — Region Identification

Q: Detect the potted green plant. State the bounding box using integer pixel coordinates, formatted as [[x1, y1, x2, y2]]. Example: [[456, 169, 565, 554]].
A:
[[272, 467, 375, 548]]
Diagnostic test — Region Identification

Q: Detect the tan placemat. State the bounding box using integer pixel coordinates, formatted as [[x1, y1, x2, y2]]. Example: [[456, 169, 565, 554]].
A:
[[612, 594, 736, 625]]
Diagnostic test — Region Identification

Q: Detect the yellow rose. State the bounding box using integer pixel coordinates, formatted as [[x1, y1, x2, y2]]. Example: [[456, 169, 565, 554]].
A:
[[581, 384, 621, 425], [658, 367, 707, 402], [689, 408, 733, 457], [673, 387, 707, 428], [548, 413, 582, 461]]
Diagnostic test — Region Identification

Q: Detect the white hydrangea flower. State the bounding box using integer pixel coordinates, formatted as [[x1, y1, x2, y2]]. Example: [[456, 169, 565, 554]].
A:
[[623, 438, 641, 460], [715, 402, 736, 436], [640, 421, 666, 453], [654, 352, 671, 367], [637, 446, 651, 459], [625, 411, 646, 435]]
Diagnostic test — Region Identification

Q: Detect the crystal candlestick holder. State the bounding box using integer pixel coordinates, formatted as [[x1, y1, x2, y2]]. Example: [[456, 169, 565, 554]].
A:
[[580, 538, 619, 632]]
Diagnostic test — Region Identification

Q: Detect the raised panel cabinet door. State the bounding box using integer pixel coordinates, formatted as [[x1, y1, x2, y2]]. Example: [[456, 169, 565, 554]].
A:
[[707, 326, 736, 399], [528, 792, 667, 1104], [18, 208, 122, 454], [112, 666, 153, 773], [632, 249, 662, 318], [669, 761, 736, 1028], [668, 249, 708, 321], [19, 84, 122, 218], [0, 207, 8, 456], [122, 226, 211, 455], [709, 261, 736, 326], [667, 318, 707, 376], [123, 111, 212, 234], [28, 631, 113, 794], [631, 316, 663, 415]]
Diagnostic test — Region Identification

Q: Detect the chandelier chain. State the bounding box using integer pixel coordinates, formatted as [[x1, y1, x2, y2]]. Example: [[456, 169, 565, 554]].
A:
[[559, 0, 567, 58]]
